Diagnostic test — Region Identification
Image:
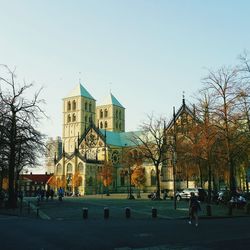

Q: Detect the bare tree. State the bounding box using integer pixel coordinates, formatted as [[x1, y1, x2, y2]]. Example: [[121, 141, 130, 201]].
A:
[[0, 65, 46, 208], [201, 66, 243, 194], [130, 114, 167, 199]]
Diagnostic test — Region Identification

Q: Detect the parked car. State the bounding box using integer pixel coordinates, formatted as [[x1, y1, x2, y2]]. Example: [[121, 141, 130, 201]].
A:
[[175, 188, 207, 201]]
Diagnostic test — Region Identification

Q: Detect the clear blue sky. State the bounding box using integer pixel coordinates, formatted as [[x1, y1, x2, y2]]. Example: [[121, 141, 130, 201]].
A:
[[1, 0, 250, 138]]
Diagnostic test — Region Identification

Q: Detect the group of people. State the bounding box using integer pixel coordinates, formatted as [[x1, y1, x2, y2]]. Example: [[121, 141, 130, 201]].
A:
[[36, 188, 55, 203]]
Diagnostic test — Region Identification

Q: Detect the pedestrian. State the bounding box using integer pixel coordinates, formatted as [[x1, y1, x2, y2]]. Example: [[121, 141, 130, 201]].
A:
[[58, 187, 64, 201], [50, 189, 54, 200], [188, 192, 201, 227], [46, 189, 50, 201]]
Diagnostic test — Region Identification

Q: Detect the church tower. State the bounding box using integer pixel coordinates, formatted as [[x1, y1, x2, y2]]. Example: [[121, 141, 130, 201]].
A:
[[63, 83, 96, 153], [96, 93, 125, 132]]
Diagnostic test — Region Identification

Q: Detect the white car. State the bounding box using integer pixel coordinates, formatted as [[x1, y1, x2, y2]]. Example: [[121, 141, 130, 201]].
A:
[[176, 188, 199, 201]]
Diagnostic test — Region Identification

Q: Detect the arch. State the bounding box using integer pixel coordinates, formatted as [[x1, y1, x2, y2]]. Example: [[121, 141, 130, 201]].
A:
[[100, 109, 103, 118], [78, 162, 84, 173], [89, 102, 92, 112], [72, 113, 76, 122], [104, 109, 108, 117], [85, 102, 88, 111], [67, 163, 73, 173], [104, 121, 108, 128], [151, 169, 156, 186], [100, 121, 103, 129], [67, 101, 71, 111], [120, 170, 125, 186], [119, 110, 121, 119], [67, 114, 71, 123], [116, 122, 118, 129], [57, 164, 62, 174], [72, 100, 76, 110]]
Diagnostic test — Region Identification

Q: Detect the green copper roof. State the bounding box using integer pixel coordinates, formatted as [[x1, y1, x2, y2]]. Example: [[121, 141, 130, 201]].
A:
[[67, 83, 95, 100], [99, 129, 141, 147], [99, 93, 124, 108]]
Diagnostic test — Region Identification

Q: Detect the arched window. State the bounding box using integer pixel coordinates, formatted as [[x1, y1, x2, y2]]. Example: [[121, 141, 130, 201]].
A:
[[100, 110, 103, 118], [85, 102, 88, 111], [100, 121, 103, 129], [72, 113, 76, 122], [67, 163, 73, 173], [104, 121, 108, 128], [151, 169, 156, 186], [116, 110, 118, 118], [119, 110, 121, 119], [78, 162, 84, 173], [67, 114, 71, 123], [89, 116, 92, 123], [57, 164, 62, 174], [89, 103, 92, 112], [116, 122, 118, 129], [120, 170, 125, 186], [72, 100, 76, 110], [67, 101, 71, 111], [104, 109, 108, 117]]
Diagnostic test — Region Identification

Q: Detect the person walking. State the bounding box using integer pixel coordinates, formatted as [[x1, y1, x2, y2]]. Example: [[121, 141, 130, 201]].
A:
[[188, 192, 201, 227]]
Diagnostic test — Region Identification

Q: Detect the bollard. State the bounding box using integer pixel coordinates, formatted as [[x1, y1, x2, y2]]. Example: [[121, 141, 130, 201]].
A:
[[104, 207, 109, 219], [125, 207, 131, 218], [36, 208, 39, 218], [27, 201, 31, 214], [82, 208, 88, 219], [206, 204, 212, 216], [152, 207, 157, 218]]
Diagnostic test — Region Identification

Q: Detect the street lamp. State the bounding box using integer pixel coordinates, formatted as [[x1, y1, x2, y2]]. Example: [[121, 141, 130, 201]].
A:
[[126, 167, 134, 200]]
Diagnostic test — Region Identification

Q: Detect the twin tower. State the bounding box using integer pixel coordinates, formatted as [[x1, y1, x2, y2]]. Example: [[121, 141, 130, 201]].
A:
[[62, 83, 125, 153]]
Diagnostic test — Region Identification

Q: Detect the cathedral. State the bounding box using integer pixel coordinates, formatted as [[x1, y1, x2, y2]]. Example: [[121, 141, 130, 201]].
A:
[[46, 83, 197, 196]]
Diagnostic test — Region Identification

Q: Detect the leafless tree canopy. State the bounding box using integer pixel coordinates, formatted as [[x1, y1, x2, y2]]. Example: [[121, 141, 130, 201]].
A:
[[0, 65, 46, 208]]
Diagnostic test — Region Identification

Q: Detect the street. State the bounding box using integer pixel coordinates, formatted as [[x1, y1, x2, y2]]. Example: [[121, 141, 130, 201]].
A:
[[1, 214, 250, 249]]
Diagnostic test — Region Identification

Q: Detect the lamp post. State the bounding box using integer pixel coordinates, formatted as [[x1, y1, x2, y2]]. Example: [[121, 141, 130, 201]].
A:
[[126, 166, 134, 200]]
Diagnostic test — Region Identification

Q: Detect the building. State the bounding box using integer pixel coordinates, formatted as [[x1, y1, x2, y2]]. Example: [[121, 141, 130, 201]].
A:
[[50, 83, 165, 195], [19, 173, 53, 197]]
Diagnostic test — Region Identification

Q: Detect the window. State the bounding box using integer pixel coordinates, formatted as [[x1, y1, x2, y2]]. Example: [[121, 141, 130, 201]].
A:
[[151, 169, 156, 186], [57, 164, 62, 174], [100, 110, 103, 118], [100, 121, 103, 129], [67, 101, 71, 111], [104, 109, 108, 117], [89, 103, 92, 112], [120, 170, 125, 186], [85, 102, 87, 111], [119, 110, 121, 119], [78, 162, 84, 173], [89, 116, 92, 123], [104, 121, 108, 128], [119, 123, 121, 129], [67, 163, 73, 173], [72, 100, 76, 110], [67, 115, 71, 123], [72, 113, 76, 122], [85, 116, 88, 122], [116, 122, 118, 129], [116, 110, 118, 118]]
